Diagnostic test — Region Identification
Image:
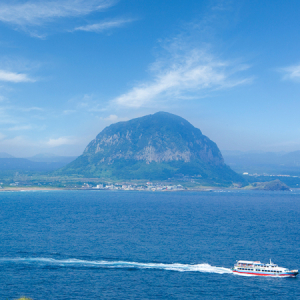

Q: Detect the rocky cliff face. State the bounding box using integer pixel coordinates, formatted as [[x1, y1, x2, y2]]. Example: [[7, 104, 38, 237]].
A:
[[62, 112, 241, 183], [84, 112, 223, 165]]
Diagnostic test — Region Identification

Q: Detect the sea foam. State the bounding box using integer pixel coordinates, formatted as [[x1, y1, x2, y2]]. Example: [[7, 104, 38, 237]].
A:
[[0, 257, 232, 274]]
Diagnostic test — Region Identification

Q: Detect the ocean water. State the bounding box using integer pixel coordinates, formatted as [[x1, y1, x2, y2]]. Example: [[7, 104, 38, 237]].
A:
[[0, 190, 299, 299]]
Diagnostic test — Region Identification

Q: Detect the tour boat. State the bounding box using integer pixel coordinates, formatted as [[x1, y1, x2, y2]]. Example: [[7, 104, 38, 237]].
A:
[[232, 260, 298, 277]]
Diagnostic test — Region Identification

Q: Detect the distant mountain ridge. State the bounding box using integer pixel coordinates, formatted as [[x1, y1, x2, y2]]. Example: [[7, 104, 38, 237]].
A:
[[61, 112, 242, 183], [0, 152, 14, 158], [223, 150, 300, 175], [0, 154, 77, 173], [0, 158, 67, 172], [27, 154, 77, 163]]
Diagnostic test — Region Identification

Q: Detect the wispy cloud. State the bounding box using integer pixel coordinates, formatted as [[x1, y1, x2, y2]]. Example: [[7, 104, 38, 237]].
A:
[[7, 125, 32, 131], [0, 70, 35, 83], [114, 47, 251, 108], [281, 64, 300, 81], [0, 0, 115, 26], [74, 18, 134, 33], [0, 135, 33, 148], [67, 94, 108, 113], [46, 136, 77, 147], [21, 106, 43, 112], [63, 109, 76, 115], [103, 114, 118, 122]]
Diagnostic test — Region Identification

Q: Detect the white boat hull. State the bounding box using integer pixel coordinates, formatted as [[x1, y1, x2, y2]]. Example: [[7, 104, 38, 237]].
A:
[[233, 260, 298, 278]]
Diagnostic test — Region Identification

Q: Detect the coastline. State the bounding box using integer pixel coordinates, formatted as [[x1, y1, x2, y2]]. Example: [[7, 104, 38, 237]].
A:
[[0, 186, 297, 192], [0, 187, 64, 192]]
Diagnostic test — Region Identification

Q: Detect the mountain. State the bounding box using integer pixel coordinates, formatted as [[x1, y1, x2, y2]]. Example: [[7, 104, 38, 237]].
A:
[[61, 112, 242, 184], [222, 150, 300, 175], [0, 153, 77, 173], [27, 153, 77, 164], [0, 158, 65, 172], [281, 150, 300, 166], [0, 154, 77, 173], [0, 152, 15, 158], [249, 180, 290, 191]]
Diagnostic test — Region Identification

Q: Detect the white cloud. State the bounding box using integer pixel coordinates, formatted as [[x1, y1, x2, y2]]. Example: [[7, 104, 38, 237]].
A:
[[0, 135, 44, 157], [46, 137, 77, 147], [281, 64, 300, 81], [8, 125, 32, 131], [0, 0, 115, 26], [68, 94, 108, 113], [74, 18, 134, 32], [63, 109, 76, 115], [0, 133, 6, 140], [0, 135, 33, 147], [104, 114, 118, 121], [0, 70, 35, 83], [21, 106, 43, 112], [114, 48, 251, 108]]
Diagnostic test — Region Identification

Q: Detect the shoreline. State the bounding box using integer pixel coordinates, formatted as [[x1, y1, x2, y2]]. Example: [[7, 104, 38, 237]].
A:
[[0, 186, 298, 192]]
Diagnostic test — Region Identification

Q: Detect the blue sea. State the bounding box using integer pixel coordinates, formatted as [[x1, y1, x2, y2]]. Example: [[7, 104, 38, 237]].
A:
[[0, 190, 299, 299]]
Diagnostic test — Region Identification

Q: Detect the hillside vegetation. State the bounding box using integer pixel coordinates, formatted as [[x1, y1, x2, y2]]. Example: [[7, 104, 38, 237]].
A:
[[60, 112, 242, 185]]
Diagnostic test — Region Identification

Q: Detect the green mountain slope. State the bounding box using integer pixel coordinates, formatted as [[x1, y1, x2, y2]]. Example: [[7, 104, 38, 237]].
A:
[[60, 112, 242, 184]]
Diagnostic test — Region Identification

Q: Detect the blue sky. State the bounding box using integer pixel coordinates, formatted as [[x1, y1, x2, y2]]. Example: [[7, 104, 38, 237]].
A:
[[0, 0, 300, 157]]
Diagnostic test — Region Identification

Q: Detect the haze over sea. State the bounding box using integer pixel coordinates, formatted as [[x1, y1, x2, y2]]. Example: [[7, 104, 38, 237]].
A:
[[0, 190, 299, 299]]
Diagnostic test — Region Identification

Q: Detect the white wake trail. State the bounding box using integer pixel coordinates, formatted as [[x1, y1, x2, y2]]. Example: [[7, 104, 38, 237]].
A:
[[0, 257, 232, 274]]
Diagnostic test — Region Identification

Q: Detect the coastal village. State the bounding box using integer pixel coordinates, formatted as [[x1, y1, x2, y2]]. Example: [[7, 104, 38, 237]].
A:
[[0, 180, 186, 191], [82, 182, 185, 191]]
